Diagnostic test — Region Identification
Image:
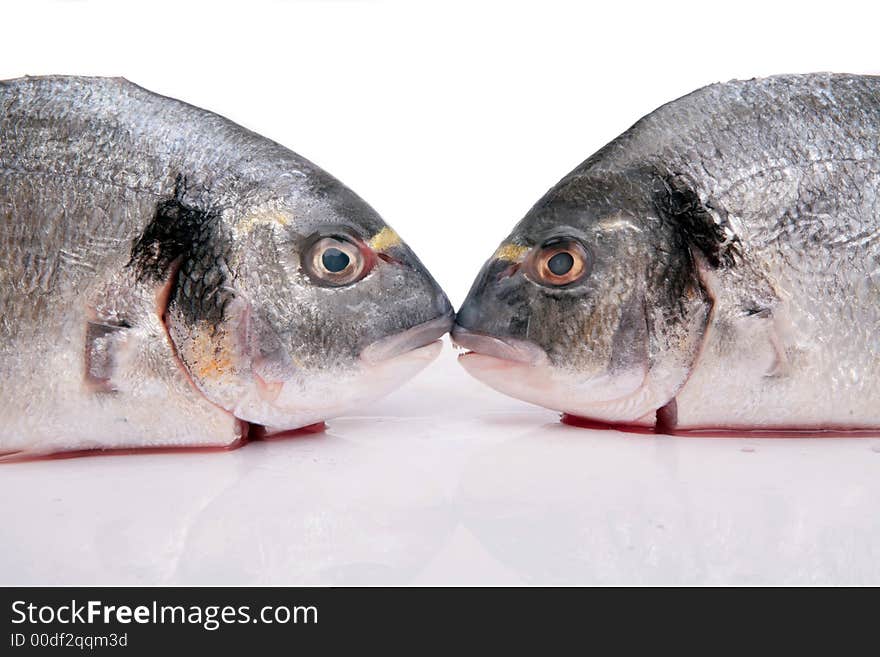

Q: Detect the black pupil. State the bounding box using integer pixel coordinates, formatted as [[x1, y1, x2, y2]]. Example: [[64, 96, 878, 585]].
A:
[[547, 251, 574, 276], [322, 247, 350, 273]]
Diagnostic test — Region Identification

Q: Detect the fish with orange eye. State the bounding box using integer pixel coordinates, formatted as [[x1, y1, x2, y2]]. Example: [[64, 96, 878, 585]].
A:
[[524, 238, 591, 288], [454, 73, 880, 436]]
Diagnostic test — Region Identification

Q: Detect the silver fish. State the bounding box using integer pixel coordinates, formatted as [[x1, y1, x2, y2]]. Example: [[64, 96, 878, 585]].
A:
[[453, 73, 880, 433], [0, 76, 452, 458]]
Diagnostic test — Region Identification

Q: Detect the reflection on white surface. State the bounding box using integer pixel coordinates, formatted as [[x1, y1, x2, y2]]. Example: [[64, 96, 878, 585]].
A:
[[2, 343, 879, 585]]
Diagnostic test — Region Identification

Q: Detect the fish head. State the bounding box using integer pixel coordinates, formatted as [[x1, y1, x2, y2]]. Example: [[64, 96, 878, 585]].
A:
[[453, 173, 710, 424], [162, 181, 452, 433]]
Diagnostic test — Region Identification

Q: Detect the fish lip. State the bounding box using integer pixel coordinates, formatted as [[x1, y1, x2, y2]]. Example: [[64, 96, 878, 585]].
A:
[[451, 325, 548, 365], [359, 312, 454, 364]]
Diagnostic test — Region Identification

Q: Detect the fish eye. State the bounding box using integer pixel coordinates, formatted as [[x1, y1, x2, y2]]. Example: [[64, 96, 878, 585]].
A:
[[527, 238, 590, 287], [304, 235, 370, 286]]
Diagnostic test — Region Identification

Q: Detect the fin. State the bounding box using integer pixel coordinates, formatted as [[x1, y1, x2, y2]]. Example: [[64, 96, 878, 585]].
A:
[[690, 242, 793, 379], [655, 398, 678, 434], [763, 311, 794, 378], [248, 421, 327, 441], [84, 319, 132, 392]]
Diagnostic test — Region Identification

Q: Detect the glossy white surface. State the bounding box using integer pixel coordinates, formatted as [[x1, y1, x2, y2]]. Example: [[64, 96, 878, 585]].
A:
[[2, 346, 879, 585]]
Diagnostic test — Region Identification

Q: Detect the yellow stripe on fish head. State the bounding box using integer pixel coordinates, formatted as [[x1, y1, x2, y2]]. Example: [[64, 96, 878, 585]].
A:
[[368, 226, 402, 252], [493, 243, 530, 262]]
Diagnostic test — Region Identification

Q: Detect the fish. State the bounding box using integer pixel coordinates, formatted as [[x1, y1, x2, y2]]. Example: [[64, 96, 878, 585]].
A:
[[453, 73, 880, 434], [0, 75, 452, 458]]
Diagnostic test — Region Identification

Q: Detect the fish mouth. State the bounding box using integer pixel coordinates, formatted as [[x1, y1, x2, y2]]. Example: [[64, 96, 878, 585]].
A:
[[451, 325, 548, 365], [360, 312, 455, 364]]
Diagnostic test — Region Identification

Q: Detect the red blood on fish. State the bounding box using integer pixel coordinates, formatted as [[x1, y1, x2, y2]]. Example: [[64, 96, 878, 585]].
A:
[[0, 421, 327, 463], [561, 413, 879, 438]]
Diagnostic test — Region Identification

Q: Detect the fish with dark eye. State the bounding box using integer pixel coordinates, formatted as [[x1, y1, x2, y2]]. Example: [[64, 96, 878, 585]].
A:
[[0, 76, 453, 459], [453, 73, 880, 434]]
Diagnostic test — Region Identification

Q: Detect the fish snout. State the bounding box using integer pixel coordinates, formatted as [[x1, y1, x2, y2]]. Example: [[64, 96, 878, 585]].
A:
[[451, 325, 547, 365], [362, 233, 455, 364], [453, 263, 547, 365]]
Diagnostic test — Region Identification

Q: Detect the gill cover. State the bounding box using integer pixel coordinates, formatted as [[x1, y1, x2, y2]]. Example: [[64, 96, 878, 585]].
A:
[[126, 177, 452, 431]]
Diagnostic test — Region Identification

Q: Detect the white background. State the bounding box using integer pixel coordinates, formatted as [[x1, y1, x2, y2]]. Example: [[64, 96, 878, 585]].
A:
[[2, 0, 880, 584]]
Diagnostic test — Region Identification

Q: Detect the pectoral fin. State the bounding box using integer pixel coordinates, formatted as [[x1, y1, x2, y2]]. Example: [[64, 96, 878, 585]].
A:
[[84, 320, 131, 392]]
